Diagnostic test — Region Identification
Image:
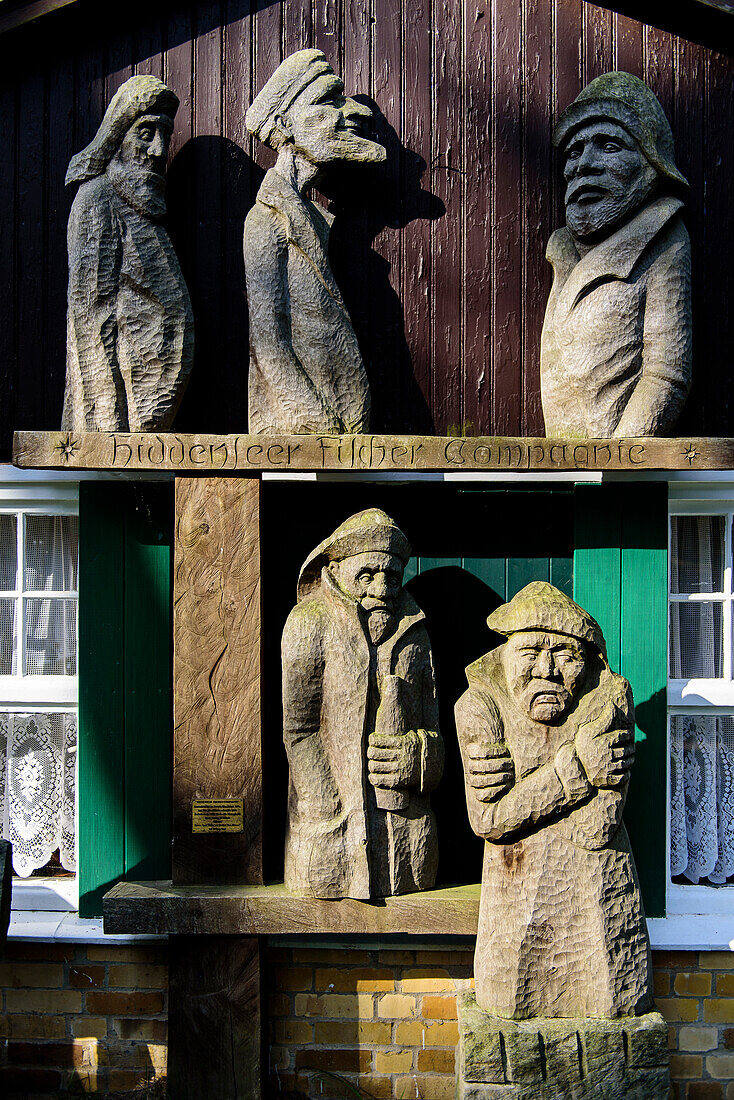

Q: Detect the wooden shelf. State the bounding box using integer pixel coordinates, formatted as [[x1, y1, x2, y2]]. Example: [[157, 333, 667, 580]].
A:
[[103, 881, 481, 937]]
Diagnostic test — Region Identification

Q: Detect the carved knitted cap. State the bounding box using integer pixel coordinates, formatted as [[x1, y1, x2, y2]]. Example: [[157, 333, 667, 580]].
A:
[[553, 71, 688, 197], [297, 509, 411, 600], [66, 75, 179, 185], [487, 581, 607, 657], [246, 49, 333, 147]]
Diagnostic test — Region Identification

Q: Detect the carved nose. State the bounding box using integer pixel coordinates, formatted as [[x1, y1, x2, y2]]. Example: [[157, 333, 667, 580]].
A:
[[149, 131, 167, 159], [534, 651, 555, 678]]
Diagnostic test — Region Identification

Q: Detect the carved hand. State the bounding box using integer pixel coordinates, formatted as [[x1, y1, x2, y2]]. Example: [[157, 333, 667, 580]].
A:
[[576, 721, 635, 790], [465, 742, 515, 803], [367, 731, 421, 790]]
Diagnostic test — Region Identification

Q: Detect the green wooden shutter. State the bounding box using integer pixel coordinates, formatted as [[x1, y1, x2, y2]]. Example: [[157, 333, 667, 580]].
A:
[[574, 482, 668, 917], [78, 482, 173, 917]]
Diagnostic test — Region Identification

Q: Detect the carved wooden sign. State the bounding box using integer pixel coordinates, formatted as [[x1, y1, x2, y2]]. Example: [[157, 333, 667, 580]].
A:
[[13, 431, 733, 473]]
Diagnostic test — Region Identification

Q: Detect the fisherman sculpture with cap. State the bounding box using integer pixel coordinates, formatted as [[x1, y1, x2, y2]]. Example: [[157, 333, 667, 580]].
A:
[[455, 582, 653, 1020], [541, 71, 691, 438], [281, 509, 443, 899], [244, 50, 385, 435], [63, 75, 193, 433]]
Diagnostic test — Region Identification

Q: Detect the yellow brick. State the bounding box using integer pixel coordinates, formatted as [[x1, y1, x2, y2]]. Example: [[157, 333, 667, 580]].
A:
[[422, 995, 458, 1019], [356, 1076, 392, 1099], [653, 971, 670, 997], [395, 1020, 428, 1045], [674, 972, 712, 997], [292, 949, 371, 965], [657, 998, 699, 1023], [274, 1019, 313, 1044], [69, 1069, 98, 1093], [314, 1020, 391, 1045], [269, 994, 290, 1017], [374, 1049, 414, 1073], [700, 952, 734, 970], [395, 1075, 455, 1100], [0, 1013, 66, 1038], [275, 967, 312, 992], [415, 950, 474, 967], [315, 968, 394, 994], [71, 1016, 108, 1039], [667, 1026, 676, 1050], [669, 1054, 703, 1078], [401, 968, 453, 993], [418, 1048, 456, 1073], [424, 1019, 460, 1045], [86, 946, 163, 964], [678, 1026, 718, 1052], [0, 962, 65, 987], [704, 998, 734, 1024], [718, 973, 734, 996], [108, 964, 168, 990], [377, 994, 416, 1019], [5, 989, 82, 1013], [294, 993, 374, 1019], [378, 951, 414, 965], [147, 1044, 167, 1075], [708, 1054, 734, 1078]]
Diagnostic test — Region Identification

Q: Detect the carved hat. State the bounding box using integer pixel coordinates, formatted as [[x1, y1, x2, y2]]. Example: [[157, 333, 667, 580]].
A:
[[487, 581, 607, 657], [246, 49, 334, 148], [66, 75, 179, 185], [297, 508, 411, 600], [553, 71, 689, 197]]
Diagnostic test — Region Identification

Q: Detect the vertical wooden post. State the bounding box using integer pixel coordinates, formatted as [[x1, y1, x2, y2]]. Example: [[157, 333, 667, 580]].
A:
[[169, 476, 264, 1099]]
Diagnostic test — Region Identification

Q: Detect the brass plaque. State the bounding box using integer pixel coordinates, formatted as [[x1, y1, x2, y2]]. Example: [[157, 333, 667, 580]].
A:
[[192, 798, 244, 834]]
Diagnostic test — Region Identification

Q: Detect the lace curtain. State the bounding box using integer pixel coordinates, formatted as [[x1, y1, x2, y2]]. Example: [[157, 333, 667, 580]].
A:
[[0, 711, 77, 877], [671, 715, 734, 883], [669, 514, 724, 678]]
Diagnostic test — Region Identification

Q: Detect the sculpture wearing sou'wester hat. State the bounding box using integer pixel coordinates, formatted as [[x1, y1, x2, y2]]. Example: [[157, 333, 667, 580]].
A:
[[541, 70, 692, 440], [243, 50, 386, 436]]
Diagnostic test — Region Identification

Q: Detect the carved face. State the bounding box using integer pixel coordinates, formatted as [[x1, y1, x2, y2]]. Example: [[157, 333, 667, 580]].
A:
[[281, 74, 385, 166], [563, 120, 658, 243], [502, 630, 587, 723], [114, 113, 174, 177], [328, 551, 404, 613]]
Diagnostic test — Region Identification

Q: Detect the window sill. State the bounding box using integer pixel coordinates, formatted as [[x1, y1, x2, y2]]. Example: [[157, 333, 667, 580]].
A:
[[7, 910, 166, 944], [648, 915, 734, 951], [12, 876, 78, 912]]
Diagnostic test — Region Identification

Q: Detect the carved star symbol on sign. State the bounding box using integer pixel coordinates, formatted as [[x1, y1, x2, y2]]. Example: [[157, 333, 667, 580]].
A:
[[55, 432, 80, 463], [682, 444, 699, 465]]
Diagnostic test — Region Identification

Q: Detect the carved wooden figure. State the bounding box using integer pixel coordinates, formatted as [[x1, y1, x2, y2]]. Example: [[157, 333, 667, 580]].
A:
[[63, 76, 194, 433], [281, 509, 443, 899], [541, 72, 691, 439], [244, 50, 385, 435]]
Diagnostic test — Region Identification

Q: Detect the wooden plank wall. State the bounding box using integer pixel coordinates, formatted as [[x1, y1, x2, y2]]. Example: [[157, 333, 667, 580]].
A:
[[0, 0, 732, 455]]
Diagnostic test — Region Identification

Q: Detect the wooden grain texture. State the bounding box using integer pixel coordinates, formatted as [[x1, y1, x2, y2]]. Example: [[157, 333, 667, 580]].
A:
[[172, 476, 263, 885], [104, 880, 482, 935], [0, 1, 732, 453], [168, 935, 262, 1100], [14, 429, 734, 472]]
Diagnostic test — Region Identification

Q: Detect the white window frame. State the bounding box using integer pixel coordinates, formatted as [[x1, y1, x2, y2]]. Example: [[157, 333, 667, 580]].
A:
[[667, 481, 734, 922]]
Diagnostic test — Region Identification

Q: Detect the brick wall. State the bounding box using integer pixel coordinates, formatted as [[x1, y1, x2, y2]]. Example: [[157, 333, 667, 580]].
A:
[[0, 941, 167, 1098], [4, 941, 734, 1098]]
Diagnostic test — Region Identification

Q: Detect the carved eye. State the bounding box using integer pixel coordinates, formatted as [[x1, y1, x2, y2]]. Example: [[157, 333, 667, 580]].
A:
[[602, 140, 623, 153], [138, 126, 155, 141]]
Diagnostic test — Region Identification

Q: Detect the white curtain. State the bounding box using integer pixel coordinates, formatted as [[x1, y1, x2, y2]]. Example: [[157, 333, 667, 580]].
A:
[[24, 514, 78, 676], [669, 515, 721, 679], [0, 712, 77, 877], [671, 715, 734, 883]]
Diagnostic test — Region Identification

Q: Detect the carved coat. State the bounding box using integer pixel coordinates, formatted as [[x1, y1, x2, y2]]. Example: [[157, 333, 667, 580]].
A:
[[541, 195, 691, 438], [63, 174, 194, 433], [281, 569, 443, 899], [244, 168, 370, 435], [455, 649, 653, 1019]]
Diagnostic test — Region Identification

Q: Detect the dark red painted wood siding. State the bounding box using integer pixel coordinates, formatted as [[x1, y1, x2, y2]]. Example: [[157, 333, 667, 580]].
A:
[[0, 0, 731, 454]]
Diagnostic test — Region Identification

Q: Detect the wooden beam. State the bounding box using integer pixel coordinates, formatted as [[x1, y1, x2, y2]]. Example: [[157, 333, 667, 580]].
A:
[[168, 936, 262, 1099], [104, 880, 481, 936], [0, 0, 80, 37], [172, 477, 263, 885], [14, 430, 734, 474]]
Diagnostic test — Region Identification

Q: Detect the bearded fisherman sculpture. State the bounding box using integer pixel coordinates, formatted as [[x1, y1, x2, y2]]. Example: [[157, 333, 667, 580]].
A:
[[281, 509, 443, 899], [541, 72, 691, 439], [63, 76, 194, 433], [244, 50, 385, 435], [454, 583, 669, 1099]]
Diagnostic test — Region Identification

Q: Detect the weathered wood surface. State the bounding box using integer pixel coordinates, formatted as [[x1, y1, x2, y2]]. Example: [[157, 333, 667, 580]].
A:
[[14, 430, 734, 473], [104, 880, 481, 936], [172, 477, 262, 885], [168, 935, 261, 1100], [1, 2, 734, 459]]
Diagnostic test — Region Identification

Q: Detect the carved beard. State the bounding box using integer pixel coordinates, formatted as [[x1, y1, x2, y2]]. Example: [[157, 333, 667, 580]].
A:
[[107, 158, 168, 221], [365, 609, 397, 646]]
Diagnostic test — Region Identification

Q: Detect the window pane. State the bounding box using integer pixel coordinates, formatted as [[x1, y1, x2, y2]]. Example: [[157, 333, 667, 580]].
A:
[[0, 515, 17, 591], [669, 602, 723, 677], [0, 598, 15, 674], [24, 599, 77, 675], [24, 515, 78, 592], [670, 515, 725, 594], [670, 714, 734, 885]]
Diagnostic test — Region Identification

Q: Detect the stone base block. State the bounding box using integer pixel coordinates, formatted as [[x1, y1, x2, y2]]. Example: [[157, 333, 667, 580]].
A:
[[457, 992, 670, 1100]]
